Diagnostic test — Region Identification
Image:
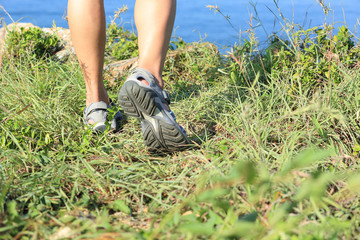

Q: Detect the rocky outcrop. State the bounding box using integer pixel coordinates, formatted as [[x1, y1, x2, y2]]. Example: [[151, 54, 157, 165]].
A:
[[0, 23, 36, 65], [0, 23, 219, 81], [104, 42, 219, 81], [42, 26, 75, 61], [0, 27, 5, 66], [0, 23, 75, 65]]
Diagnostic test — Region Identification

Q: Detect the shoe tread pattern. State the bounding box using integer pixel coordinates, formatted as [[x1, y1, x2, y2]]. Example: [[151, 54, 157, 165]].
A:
[[143, 121, 189, 152], [119, 81, 157, 118], [119, 81, 189, 152]]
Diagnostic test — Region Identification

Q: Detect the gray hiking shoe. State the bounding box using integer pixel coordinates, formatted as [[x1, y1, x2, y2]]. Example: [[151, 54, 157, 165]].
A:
[[118, 69, 190, 152], [83, 101, 123, 132]]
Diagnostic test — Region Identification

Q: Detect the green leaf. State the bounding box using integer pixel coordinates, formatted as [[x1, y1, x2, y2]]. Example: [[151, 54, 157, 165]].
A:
[[196, 188, 229, 202], [312, 116, 327, 139], [179, 222, 215, 236], [7, 200, 18, 219], [109, 200, 131, 214], [345, 174, 360, 193], [295, 173, 334, 200], [222, 221, 260, 238], [353, 145, 360, 152], [45, 133, 51, 145], [238, 212, 258, 223], [220, 161, 258, 184], [0, 176, 13, 213], [281, 147, 334, 174]]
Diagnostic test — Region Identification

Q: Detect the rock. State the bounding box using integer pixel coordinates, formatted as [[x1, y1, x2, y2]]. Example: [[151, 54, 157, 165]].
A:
[[5, 22, 38, 32], [104, 57, 139, 79], [0, 22, 219, 76], [54, 47, 75, 62], [43, 27, 75, 61], [103, 42, 219, 82], [43, 27, 73, 49], [50, 227, 74, 240], [0, 22, 75, 65], [0, 27, 6, 66], [0, 23, 39, 66]]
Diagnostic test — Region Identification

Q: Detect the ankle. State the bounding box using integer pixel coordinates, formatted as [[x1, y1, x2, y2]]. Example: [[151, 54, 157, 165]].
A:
[[139, 75, 164, 89], [153, 75, 164, 89], [86, 93, 109, 107], [137, 65, 164, 89]]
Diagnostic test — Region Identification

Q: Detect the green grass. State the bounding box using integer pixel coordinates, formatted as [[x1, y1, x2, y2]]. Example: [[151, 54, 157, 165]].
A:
[[1, 18, 360, 239]]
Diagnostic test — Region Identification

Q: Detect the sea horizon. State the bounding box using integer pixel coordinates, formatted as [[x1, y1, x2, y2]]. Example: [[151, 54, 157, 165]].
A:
[[1, 0, 359, 48]]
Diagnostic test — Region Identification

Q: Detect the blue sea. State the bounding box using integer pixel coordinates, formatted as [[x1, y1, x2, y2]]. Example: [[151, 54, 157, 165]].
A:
[[1, 0, 359, 49]]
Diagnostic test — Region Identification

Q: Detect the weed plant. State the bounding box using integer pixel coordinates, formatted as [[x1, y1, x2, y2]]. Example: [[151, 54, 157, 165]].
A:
[[4, 27, 61, 61], [1, 5, 360, 240], [105, 6, 138, 61]]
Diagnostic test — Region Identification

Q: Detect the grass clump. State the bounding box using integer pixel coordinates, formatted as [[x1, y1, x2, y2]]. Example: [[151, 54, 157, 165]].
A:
[[106, 23, 139, 61], [105, 6, 139, 61], [269, 25, 360, 88], [1, 9, 360, 240], [4, 27, 61, 61]]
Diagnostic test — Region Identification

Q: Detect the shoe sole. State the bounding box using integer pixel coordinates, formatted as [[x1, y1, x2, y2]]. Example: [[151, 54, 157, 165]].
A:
[[118, 81, 190, 152], [93, 123, 107, 133]]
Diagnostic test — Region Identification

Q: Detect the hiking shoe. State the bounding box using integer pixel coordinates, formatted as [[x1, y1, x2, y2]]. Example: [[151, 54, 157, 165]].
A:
[[118, 69, 190, 152], [83, 101, 123, 132]]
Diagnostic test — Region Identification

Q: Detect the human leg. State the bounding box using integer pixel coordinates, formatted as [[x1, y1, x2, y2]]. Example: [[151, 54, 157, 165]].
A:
[[118, 0, 190, 151], [68, 0, 122, 131], [135, 0, 176, 89], [67, 0, 108, 107]]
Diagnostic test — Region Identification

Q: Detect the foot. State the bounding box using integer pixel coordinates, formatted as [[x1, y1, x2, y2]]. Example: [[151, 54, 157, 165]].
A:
[[118, 69, 190, 152], [83, 100, 123, 132]]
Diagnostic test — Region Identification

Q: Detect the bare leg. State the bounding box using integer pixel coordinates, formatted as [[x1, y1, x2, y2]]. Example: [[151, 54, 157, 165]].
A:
[[68, 0, 176, 130], [68, 0, 175, 102], [118, 0, 188, 151], [68, 0, 109, 107], [135, 0, 176, 89]]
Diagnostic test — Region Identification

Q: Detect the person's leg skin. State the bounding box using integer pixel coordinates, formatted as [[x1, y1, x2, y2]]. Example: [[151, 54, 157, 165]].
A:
[[119, 0, 189, 151], [135, 0, 176, 89], [68, 0, 109, 107]]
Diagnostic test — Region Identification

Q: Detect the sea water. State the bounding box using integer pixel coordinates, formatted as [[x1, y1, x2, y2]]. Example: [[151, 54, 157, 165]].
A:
[[1, 0, 359, 49]]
